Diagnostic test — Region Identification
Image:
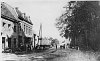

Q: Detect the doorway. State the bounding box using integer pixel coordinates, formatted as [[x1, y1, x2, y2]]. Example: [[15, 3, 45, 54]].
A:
[[14, 38, 16, 48], [2, 37, 5, 50], [8, 38, 11, 49]]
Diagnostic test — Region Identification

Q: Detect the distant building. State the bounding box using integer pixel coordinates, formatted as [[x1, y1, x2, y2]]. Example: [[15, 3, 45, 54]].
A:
[[59, 38, 71, 49], [15, 8, 33, 51], [1, 2, 20, 52]]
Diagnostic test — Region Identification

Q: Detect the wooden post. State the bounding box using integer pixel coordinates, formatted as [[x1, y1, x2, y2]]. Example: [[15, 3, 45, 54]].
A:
[[26, 44, 27, 53]]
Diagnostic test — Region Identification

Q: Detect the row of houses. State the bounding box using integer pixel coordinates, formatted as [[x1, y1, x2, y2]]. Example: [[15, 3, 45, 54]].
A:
[[1, 2, 34, 53]]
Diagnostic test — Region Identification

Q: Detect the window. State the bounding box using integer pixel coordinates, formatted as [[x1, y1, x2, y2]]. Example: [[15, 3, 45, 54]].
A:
[[27, 27, 28, 34], [30, 28, 31, 35], [2, 37, 5, 49], [2, 37, 5, 43], [8, 24, 11, 28], [2, 22, 5, 26], [26, 26, 27, 34], [19, 25, 21, 32], [1, 32, 2, 35], [18, 23, 22, 32], [14, 25, 16, 32], [8, 38, 11, 48], [1, 4, 2, 8], [14, 38, 16, 48], [20, 26, 21, 31], [30, 27, 32, 35], [28, 27, 30, 35], [29, 29, 31, 35], [24, 25, 25, 32]]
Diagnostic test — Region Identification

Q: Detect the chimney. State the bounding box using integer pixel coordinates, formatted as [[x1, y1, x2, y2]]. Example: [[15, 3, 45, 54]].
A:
[[24, 13, 26, 15], [23, 13, 26, 18], [15, 7, 18, 10], [28, 16, 30, 21]]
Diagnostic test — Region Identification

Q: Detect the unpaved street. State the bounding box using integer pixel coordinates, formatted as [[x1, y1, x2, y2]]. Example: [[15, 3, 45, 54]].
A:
[[2, 48, 100, 61]]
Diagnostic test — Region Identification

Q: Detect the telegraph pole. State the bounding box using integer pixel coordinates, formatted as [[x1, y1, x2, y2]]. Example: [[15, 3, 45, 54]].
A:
[[39, 23, 42, 45], [34, 34, 36, 48]]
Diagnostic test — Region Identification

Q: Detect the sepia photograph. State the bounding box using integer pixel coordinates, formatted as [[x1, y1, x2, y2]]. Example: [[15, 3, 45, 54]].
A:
[[1, 0, 100, 61]]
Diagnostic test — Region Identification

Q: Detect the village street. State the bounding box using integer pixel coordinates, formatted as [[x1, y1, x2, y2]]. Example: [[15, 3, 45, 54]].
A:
[[1, 1, 100, 61], [2, 47, 100, 61]]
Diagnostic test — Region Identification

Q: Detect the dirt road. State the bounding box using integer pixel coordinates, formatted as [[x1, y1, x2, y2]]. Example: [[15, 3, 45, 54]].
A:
[[2, 48, 100, 61]]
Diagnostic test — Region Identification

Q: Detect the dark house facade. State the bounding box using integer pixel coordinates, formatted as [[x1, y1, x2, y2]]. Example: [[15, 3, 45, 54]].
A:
[[15, 7, 33, 52], [1, 2, 33, 53], [1, 2, 20, 52]]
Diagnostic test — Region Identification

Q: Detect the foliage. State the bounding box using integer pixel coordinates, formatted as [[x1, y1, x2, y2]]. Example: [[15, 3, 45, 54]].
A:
[[56, 1, 100, 51], [48, 37, 59, 46], [43, 37, 59, 46]]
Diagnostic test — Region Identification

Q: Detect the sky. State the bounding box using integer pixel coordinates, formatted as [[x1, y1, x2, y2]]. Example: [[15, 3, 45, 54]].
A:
[[2, 0, 69, 42]]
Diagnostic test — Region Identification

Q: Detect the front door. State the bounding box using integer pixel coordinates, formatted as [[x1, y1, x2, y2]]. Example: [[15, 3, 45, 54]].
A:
[[8, 38, 11, 49], [14, 38, 16, 48]]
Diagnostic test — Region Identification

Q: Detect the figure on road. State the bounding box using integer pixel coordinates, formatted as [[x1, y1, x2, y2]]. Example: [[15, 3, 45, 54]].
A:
[[56, 44, 57, 49]]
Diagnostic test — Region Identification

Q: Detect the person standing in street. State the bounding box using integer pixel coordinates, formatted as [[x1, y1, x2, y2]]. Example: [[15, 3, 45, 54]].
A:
[[56, 44, 57, 49]]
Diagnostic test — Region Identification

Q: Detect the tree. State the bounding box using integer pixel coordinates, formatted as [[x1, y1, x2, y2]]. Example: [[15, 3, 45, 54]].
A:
[[51, 38, 59, 46], [56, 1, 100, 51]]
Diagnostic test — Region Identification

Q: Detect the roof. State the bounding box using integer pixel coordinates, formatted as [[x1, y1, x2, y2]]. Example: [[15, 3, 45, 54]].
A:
[[25, 16, 33, 25], [15, 7, 24, 20], [1, 2, 15, 20], [1, 2, 20, 22], [15, 8, 33, 25], [28, 17, 33, 25]]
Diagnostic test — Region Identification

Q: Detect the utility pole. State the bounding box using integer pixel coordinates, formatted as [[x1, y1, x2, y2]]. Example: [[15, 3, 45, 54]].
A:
[[39, 23, 42, 45], [34, 34, 36, 48], [36, 23, 42, 49]]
